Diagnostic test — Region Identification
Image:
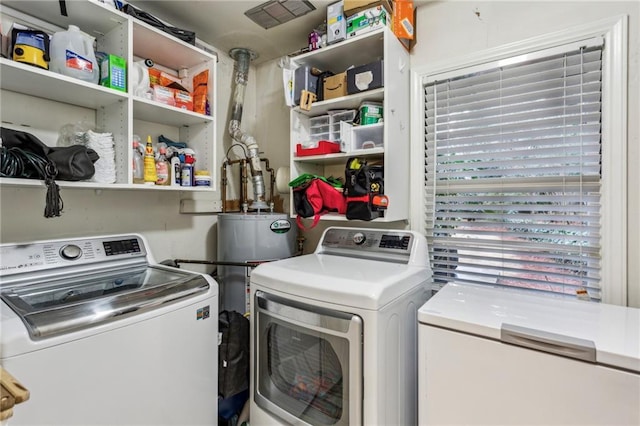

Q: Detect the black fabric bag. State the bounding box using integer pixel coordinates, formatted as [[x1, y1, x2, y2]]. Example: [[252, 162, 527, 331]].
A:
[[1, 127, 100, 217], [1, 127, 99, 181], [121, 4, 196, 45], [218, 310, 250, 400]]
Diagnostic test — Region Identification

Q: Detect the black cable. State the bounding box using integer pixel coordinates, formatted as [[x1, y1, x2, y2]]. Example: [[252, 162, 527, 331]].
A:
[[225, 143, 248, 161], [1, 146, 63, 217]]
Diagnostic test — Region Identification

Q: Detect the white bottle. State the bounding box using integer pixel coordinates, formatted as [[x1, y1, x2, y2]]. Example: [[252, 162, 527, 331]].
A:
[[49, 25, 100, 84], [170, 156, 181, 187]]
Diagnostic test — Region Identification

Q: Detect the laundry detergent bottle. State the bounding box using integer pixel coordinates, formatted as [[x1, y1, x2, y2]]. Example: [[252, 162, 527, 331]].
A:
[[49, 25, 99, 84]]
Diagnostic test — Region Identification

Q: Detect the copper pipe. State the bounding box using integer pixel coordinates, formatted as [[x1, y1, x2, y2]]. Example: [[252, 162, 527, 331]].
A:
[[220, 157, 277, 213]]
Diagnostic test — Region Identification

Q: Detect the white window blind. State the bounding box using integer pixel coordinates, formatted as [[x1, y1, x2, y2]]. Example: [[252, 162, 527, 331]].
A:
[[424, 40, 604, 300]]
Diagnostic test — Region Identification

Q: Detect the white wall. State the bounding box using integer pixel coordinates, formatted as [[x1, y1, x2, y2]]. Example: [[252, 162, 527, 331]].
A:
[[410, 1, 640, 307], [0, 46, 259, 274]]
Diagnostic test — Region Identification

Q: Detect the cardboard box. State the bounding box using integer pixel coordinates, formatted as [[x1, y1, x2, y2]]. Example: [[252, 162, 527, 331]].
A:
[[344, 0, 392, 17], [346, 5, 390, 39], [151, 85, 175, 106], [346, 60, 384, 94], [327, 1, 346, 45], [323, 72, 348, 100], [392, 0, 416, 51]]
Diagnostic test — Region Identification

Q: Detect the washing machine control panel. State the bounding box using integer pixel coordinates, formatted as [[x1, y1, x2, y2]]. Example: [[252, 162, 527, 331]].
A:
[[320, 228, 417, 262], [0, 235, 147, 277]]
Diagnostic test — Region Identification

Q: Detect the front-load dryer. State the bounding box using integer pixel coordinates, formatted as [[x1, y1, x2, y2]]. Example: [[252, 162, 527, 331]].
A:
[[249, 227, 433, 425]]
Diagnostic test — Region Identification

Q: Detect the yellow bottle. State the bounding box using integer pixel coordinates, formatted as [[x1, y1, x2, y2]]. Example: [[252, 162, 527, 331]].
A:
[[143, 135, 157, 185]]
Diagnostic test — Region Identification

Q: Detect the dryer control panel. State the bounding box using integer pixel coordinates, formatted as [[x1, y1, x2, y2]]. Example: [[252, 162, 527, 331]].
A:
[[317, 227, 429, 266]]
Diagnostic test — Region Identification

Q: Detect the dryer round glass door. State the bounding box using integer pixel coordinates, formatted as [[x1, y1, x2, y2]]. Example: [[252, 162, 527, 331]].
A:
[[254, 290, 363, 426]]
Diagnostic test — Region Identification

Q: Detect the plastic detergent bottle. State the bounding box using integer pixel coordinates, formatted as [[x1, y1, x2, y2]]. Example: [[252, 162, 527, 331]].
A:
[[143, 135, 157, 185], [155, 147, 170, 186], [132, 136, 144, 184], [170, 155, 181, 187], [49, 25, 99, 84]]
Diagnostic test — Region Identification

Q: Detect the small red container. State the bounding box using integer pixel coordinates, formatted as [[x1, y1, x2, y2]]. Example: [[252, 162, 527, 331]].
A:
[[295, 140, 341, 157]]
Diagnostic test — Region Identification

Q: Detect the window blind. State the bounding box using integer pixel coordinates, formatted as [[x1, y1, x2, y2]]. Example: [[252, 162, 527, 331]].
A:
[[424, 41, 604, 300]]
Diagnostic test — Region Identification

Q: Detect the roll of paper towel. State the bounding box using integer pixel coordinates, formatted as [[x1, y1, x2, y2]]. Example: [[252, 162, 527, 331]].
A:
[[275, 167, 290, 194]]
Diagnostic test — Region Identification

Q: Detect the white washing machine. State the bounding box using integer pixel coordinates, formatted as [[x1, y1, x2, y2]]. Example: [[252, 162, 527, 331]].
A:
[[0, 234, 218, 425], [249, 227, 433, 425]]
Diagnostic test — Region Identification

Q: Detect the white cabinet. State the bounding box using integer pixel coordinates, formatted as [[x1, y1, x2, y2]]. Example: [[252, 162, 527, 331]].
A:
[[0, 0, 217, 191], [289, 27, 410, 222]]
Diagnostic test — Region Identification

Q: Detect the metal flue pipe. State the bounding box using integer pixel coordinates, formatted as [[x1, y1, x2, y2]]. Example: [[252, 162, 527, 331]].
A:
[[228, 47, 268, 210]]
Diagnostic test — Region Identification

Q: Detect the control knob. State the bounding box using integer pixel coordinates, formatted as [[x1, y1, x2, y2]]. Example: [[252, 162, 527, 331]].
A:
[[353, 232, 366, 245], [60, 244, 82, 260]]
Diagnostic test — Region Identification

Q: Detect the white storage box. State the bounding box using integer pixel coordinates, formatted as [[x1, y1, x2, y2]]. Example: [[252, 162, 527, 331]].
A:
[[340, 122, 383, 152]]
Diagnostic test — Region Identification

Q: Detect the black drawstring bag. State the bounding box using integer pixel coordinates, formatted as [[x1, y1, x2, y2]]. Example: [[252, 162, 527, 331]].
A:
[[1, 127, 100, 217]]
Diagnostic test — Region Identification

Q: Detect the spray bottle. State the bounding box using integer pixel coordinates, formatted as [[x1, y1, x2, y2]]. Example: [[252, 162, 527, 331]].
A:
[[180, 149, 196, 187], [155, 146, 170, 185], [143, 135, 157, 185]]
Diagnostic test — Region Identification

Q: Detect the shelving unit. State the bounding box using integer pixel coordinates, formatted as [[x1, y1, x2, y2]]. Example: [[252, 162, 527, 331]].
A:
[[289, 27, 410, 222], [0, 0, 217, 191]]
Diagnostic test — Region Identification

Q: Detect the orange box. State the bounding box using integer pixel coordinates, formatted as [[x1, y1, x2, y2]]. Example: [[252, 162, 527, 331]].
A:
[[148, 68, 183, 88], [148, 68, 161, 86], [392, 0, 416, 51], [174, 90, 194, 111]]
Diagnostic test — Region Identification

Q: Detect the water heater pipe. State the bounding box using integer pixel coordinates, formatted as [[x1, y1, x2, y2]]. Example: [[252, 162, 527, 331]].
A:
[[228, 47, 268, 210]]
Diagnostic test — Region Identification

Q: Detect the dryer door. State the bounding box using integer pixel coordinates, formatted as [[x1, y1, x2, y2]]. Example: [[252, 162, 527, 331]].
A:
[[254, 290, 363, 426]]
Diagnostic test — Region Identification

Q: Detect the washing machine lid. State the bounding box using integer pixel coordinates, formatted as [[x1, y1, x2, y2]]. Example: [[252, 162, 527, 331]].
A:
[[1, 265, 211, 340], [251, 253, 432, 310], [418, 282, 640, 373]]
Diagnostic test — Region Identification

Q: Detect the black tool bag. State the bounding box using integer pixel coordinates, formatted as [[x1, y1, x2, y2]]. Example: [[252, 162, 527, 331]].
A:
[[218, 310, 250, 400], [344, 157, 385, 221], [121, 4, 196, 45]]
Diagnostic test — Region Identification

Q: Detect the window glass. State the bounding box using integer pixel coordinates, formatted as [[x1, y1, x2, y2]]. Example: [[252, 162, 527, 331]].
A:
[[423, 41, 604, 300]]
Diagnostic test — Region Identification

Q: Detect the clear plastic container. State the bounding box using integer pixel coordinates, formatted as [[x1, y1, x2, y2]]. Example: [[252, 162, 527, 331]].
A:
[[329, 109, 356, 141], [49, 25, 100, 84], [132, 136, 144, 184]]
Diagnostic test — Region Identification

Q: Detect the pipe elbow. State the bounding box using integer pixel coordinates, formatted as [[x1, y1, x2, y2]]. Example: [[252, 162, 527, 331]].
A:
[[228, 120, 240, 137]]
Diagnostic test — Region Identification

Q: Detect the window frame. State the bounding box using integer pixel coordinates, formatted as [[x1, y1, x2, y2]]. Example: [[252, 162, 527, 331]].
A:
[[410, 15, 628, 305]]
